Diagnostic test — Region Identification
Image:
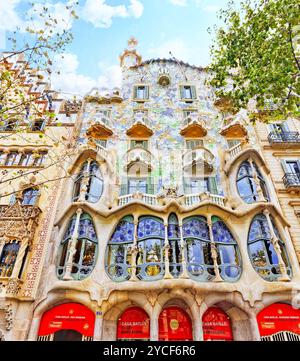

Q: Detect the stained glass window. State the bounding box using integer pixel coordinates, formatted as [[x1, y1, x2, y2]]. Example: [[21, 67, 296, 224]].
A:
[[0, 241, 20, 277], [57, 212, 98, 280], [247, 214, 291, 281], [168, 213, 182, 278], [237, 161, 269, 203], [22, 188, 39, 206], [106, 216, 134, 281], [72, 161, 103, 203], [137, 216, 165, 280]]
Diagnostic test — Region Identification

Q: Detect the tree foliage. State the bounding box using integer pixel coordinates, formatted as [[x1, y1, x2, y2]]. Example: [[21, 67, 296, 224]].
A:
[[209, 0, 300, 121]]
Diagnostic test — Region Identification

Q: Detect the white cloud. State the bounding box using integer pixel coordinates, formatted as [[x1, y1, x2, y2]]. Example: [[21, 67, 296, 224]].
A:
[[0, 0, 22, 32], [203, 5, 220, 13], [169, 0, 187, 6], [81, 0, 144, 28], [51, 53, 122, 97], [148, 38, 194, 64]]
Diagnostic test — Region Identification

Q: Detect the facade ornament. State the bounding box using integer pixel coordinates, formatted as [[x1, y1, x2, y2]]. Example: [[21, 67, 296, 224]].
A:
[[0, 303, 13, 330], [5, 278, 22, 297]]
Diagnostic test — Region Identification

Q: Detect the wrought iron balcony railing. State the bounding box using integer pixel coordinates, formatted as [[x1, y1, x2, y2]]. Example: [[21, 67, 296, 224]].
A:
[[268, 131, 300, 146], [283, 172, 300, 189]]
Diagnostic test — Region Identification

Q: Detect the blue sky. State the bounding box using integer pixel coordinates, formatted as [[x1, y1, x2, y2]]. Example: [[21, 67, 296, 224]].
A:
[[0, 0, 242, 96]]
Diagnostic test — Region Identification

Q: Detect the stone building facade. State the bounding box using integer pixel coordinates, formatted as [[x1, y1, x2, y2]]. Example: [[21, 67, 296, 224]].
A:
[[1, 40, 300, 341]]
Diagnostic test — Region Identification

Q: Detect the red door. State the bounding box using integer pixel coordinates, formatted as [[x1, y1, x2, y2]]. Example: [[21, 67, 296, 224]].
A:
[[117, 307, 150, 340], [159, 306, 193, 341], [202, 307, 233, 341], [257, 303, 300, 340]]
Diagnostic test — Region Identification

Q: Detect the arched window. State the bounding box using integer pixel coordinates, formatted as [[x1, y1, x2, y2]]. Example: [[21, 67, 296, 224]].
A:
[[212, 216, 241, 281], [137, 216, 165, 280], [57, 212, 98, 280], [236, 161, 268, 203], [183, 216, 241, 282], [168, 213, 182, 278], [106, 216, 134, 281], [183, 216, 214, 281], [248, 214, 291, 281], [0, 240, 20, 277], [72, 161, 103, 203], [22, 188, 39, 205]]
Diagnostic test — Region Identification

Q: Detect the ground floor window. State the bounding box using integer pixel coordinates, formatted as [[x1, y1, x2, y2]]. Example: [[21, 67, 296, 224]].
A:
[[257, 303, 300, 341], [202, 307, 233, 341], [159, 306, 193, 341], [117, 307, 150, 341], [37, 303, 95, 341]]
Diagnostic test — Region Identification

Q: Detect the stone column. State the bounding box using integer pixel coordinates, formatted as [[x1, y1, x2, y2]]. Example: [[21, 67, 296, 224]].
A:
[[178, 221, 189, 279], [11, 237, 29, 278], [78, 158, 92, 202], [93, 310, 103, 341], [129, 217, 139, 281], [249, 158, 265, 201], [249, 314, 261, 341], [150, 312, 159, 341], [63, 208, 82, 280], [263, 209, 289, 281], [207, 215, 223, 282], [193, 308, 202, 341], [163, 223, 172, 279], [27, 317, 41, 341]]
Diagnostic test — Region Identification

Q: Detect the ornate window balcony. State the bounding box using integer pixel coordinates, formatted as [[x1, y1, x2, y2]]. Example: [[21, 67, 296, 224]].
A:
[[86, 115, 114, 139], [268, 131, 300, 148], [283, 173, 300, 192], [126, 112, 154, 138], [124, 147, 153, 170], [183, 147, 214, 173], [180, 114, 207, 138]]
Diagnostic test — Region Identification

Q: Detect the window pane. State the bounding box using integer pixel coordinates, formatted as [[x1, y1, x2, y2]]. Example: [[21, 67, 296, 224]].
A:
[[82, 240, 96, 266], [249, 241, 267, 268]]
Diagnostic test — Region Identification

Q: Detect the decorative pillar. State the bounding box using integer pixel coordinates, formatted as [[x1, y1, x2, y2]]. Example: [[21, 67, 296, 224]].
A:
[[150, 312, 159, 341], [249, 158, 265, 201], [249, 314, 261, 341], [179, 221, 189, 279], [78, 158, 92, 202], [11, 237, 29, 278], [163, 223, 172, 279], [129, 217, 139, 281], [263, 209, 289, 281], [63, 208, 83, 280], [207, 215, 223, 282], [93, 310, 103, 341]]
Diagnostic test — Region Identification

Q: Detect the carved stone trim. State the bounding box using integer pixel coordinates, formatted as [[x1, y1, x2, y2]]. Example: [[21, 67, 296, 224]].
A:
[[0, 303, 13, 331]]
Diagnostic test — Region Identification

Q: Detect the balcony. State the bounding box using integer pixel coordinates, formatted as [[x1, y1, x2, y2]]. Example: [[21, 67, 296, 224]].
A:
[[180, 114, 207, 137], [268, 131, 300, 148], [124, 146, 153, 170], [283, 173, 300, 192], [183, 147, 214, 173], [86, 115, 113, 138], [117, 192, 226, 208], [126, 112, 153, 137]]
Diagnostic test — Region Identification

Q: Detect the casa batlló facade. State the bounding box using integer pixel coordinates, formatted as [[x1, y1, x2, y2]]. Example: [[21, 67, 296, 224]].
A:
[[1, 39, 300, 341]]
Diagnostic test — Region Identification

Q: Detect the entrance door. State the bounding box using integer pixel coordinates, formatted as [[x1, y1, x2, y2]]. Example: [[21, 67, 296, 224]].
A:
[[159, 306, 193, 341], [53, 329, 83, 341]]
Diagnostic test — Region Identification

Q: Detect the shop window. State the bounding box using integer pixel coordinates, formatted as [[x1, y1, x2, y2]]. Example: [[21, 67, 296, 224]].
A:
[[257, 303, 300, 341], [248, 214, 292, 281], [159, 307, 193, 341], [202, 307, 233, 341], [117, 307, 150, 341], [57, 213, 98, 280]]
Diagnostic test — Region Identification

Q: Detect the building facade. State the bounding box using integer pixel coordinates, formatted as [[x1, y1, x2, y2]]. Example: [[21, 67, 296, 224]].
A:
[[1, 40, 300, 341]]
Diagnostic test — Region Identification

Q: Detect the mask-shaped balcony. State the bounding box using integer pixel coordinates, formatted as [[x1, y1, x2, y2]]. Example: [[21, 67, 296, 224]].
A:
[[126, 112, 154, 138], [183, 147, 214, 173], [220, 117, 248, 138], [180, 113, 207, 137], [86, 115, 113, 139]]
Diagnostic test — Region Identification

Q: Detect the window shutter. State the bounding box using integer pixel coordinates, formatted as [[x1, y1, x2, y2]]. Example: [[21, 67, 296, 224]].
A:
[[147, 176, 154, 194], [145, 86, 149, 99], [180, 86, 184, 99], [120, 177, 128, 195], [183, 177, 191, 194], [208, 177, 218, 194], [134, 86, 138, 99], [191, 86, 196, 99], [280, 160, 288, 175]]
